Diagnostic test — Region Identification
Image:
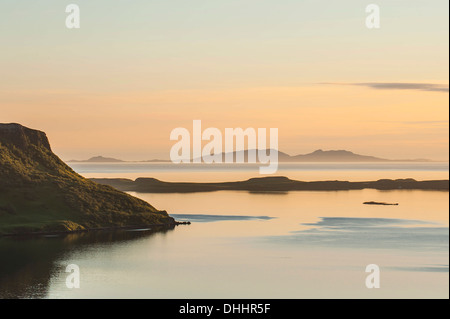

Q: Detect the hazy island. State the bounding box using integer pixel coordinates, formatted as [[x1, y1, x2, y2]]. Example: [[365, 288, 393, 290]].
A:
[[68, 156, 125, 163], [0, 123, 175, 235], [66, 149, 433, 163]]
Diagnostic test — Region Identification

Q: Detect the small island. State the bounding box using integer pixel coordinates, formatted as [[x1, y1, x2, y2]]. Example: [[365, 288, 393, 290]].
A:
[[363, 201, 399, 206]]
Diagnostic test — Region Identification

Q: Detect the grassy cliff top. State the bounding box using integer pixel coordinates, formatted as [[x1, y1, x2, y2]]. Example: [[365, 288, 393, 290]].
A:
[[0, 123, 174, 235]]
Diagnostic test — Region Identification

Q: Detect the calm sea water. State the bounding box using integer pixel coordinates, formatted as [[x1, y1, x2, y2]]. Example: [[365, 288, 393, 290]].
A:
[[0, 163, 448, 298], [69, 161, 449, 182]]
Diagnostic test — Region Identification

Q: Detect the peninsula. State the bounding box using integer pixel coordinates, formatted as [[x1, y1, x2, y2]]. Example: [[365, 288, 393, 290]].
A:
[[0, 123, 174, 235], [91, 176, 449, 193]]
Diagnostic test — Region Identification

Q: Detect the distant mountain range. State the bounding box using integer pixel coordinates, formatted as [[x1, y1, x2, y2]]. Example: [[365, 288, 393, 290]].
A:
[[275, 149, 431, 162], [68, 156, 171, 163], [68, 156, 125, 163], [67, 149, 432, 163]]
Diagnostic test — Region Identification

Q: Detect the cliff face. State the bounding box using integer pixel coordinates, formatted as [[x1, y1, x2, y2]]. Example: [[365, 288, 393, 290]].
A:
[[0, 123, 174, 234], [0, 123, 63, 185], [0, 123, 51, 151]]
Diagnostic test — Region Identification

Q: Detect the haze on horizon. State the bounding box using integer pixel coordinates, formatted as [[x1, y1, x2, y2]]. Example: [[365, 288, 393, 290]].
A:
[[0, 0, 448, 161]]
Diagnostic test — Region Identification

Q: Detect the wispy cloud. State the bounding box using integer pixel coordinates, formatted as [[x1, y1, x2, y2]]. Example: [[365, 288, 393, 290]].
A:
[[388, 265, 449, 273], [403, 120, 449, 126], [322, 82, 449, 93]]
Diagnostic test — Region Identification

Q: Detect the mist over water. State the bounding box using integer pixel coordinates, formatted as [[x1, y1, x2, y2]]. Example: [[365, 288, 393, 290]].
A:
[[69, 162, 449, 182]]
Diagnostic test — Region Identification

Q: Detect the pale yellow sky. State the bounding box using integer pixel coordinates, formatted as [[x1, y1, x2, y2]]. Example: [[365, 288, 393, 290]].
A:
[[0, 1, 448, 161], [1, 84, 448, 161]]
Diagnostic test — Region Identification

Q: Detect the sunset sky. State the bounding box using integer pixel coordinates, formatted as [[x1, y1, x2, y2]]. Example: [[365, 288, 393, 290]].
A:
[[1, 0, 448, 160]]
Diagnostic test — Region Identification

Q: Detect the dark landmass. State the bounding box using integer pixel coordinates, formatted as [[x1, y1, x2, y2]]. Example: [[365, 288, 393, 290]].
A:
[[0, 123, 174, 235], [363, 201, 399, 206], [91, 176, 449, 193]]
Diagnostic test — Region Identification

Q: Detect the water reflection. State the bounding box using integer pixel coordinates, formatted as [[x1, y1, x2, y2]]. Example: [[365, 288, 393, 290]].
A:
[[0, 188, 448, 298], [69, 162, 449, 182], [171, 214, 275, 222], [268, 217, 449, 252], [0, 227, 174, 299]]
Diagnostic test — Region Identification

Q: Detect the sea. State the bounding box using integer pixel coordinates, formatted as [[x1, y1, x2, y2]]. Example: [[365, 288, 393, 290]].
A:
[[0, 162, 448, 298]]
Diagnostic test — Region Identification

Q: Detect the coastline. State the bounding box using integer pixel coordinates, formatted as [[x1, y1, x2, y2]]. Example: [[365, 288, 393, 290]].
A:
[[0, 221, 191, 238], [91, 176, 450, 193]]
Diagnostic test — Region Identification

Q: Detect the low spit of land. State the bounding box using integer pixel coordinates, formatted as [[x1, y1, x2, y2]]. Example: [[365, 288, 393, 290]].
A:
[[91, 176, 449, 193]]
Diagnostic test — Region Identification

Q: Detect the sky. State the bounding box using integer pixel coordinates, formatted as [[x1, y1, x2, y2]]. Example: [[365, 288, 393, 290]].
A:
[[0, 0, 448, 161]]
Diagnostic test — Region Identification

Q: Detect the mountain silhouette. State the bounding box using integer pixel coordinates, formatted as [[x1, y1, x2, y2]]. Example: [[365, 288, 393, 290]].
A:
[[290, 149, 386, 162], [198, 149, 429, 162], [66, 149, 430, 163], [68, 156, 124, 163]]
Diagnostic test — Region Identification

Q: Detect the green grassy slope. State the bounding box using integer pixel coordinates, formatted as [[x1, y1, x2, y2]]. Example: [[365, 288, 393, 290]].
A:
[[0, 123, 174, 234]]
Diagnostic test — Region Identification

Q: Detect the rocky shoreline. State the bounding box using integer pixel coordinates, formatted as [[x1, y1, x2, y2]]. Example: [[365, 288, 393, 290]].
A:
[[0, 221, 191, 238]]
